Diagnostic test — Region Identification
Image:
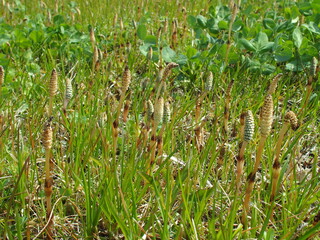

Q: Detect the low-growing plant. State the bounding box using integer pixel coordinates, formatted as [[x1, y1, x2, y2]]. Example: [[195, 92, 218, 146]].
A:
[[0, 1, 319, 239]]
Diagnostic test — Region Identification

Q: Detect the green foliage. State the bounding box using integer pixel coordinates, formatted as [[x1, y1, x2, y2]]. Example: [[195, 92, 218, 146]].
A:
[[183, 1, 320, 75], [0, 0, 319, 239]]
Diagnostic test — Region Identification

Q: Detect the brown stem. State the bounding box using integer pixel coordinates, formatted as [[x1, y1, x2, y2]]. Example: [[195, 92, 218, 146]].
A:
[[239, 112, 246, 141], [44, 149, 53, 239], [236, 141, 248, 193], [242, 172, 255, 227], [242, 136, 267, 226], [123, 99, 130, 123], [253, 136, 267, 174]]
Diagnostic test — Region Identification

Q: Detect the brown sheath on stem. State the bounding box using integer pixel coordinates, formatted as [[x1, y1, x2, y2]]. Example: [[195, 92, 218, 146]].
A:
[[270, 111, 298, 202], [43, 121, 54, 239]]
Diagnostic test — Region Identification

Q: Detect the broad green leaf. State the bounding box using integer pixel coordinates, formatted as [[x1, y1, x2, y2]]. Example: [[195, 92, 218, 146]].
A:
[[137, 24, 147, 40], [274, 41, 293, 62], [259, 42, 274, 53], [187, 15, 197, 28], [29, 30, 44, 43], [256, 32, 269, 45], [286, 60, 303, 71], [172, 53, 188, 65], [232, 20, 243, 32], [144, 35, 157, 45], [0, 33, 11, 46], [261, 63, 276, 74], [162, 46, 176, 62], [24, 49, 33, 62], [311, 2, 320, 14], [248, 59, 261, 72], [238, 38, 256, 51], [293, 27, 302, 48], [297, 2, 313, 16], [53, 15, 65, 25], [0, 53, 9, 67], [196, 15, 207, 28], [186, 47, 198, 59], [263, 18, 276, 30], [302, 22, 320, 34], [300, 37, 318, 56], [139, 43, 151, 56], [218, 20, 228, 30]]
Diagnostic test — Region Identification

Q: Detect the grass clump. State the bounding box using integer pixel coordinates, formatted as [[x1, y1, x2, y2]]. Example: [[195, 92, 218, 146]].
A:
[[0, 0, 319, 239]]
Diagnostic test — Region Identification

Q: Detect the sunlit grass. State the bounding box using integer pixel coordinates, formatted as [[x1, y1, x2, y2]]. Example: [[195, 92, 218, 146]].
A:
[[0, 0, 319, 239]]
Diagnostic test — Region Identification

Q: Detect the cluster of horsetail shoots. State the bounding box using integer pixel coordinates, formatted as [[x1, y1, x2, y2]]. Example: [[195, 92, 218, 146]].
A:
[[236, 110, 254, 193], [43, 119, 54, 239], [242, 94, 273, 226], [148, 63, 177, 170], [193, 72, 213, 152], [113, 66, 131, 155]]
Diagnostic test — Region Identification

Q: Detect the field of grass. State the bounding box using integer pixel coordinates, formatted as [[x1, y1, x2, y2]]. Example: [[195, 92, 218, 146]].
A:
[[0, 0, 319, 239]]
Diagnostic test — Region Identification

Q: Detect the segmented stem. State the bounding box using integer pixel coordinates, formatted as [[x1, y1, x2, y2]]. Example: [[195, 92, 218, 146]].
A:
[[43, 121, 54, 239]]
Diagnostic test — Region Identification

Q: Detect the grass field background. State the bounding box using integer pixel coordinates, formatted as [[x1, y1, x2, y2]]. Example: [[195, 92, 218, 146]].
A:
[[0, 0, 319, 239]]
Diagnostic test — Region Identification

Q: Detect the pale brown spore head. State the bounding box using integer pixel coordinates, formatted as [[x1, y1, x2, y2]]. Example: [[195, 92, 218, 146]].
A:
[[311, 57, 318, 77], [154, 97, 164, 126], [65, 78, 73, 101], [163, 102, 171, 124], [147, 100, 154, 120], [49, 68, 58, 97], [122, 66, 131, 93], [268, 73, 283, 94], [284, 111, 299, 130], [244, 110, 254, 142], [260, 94, 273, 137], [43, 122, 53, 150], [205, 71, 213, 92], [161, 62, 179, 82]]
